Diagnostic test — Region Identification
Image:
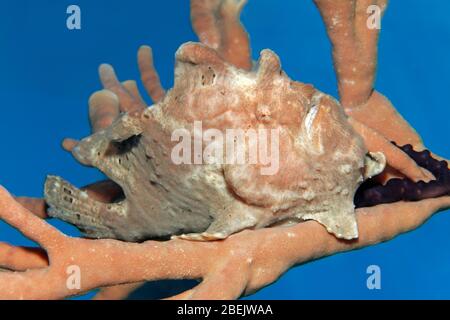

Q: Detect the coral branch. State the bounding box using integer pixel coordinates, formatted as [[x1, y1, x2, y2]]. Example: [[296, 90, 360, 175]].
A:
[[314, 0, 387, 108], [191, 0, 222, 49], [2, 0, 448, 301], [349, 118, 434, 182], [346, 91, 425, 149], [0, 190, 65, 250], [0, 184, 449, 299], [191, 0, 252, 70], [0, 243, 48, 271], [137, 46, 166, 103], [93, 283, 144, 300], [123, 80, 146, 106], [99, 64, 146, 113], [314, 1, 424, 150], [15, 197, 48, 219], [88, 90, 121, 133], [63, 69, 149, 152]]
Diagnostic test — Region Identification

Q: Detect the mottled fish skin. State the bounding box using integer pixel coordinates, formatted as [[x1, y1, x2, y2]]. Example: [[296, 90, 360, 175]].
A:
[[45, 42, 385, 242]]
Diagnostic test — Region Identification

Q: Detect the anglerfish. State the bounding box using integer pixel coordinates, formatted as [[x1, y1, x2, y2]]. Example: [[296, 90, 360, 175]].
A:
[[45, 42, 386, 242]]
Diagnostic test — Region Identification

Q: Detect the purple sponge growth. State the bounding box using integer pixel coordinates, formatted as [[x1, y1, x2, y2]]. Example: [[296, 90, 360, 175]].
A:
[[355, 143, 450, 208]]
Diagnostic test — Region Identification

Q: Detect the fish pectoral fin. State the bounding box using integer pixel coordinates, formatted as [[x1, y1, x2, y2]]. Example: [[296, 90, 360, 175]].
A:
[[364, 151, 386, 180], [302, 203, 358, 240]]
